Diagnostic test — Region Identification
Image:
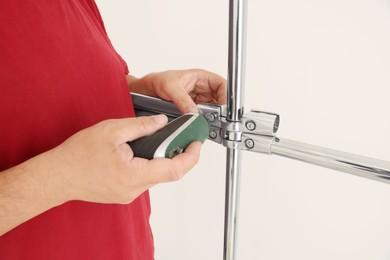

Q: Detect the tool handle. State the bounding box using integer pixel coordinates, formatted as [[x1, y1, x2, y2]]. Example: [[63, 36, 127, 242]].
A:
[[127, 113, 209, 159]]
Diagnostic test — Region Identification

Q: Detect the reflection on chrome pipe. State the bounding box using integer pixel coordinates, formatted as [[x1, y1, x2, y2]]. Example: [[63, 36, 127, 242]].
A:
[[224, 148, 242, 260], [227, 0, 247, 122], [224, 0, 248, 259], [271, 138, 390, 184]]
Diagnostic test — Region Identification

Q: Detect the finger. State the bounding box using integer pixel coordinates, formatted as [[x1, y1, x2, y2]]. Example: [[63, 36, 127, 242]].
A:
[[182, 141, 202, 159], [215, 82, 227, 105], [168, 86, 199, 114], [184, 69, 227, 105], [113, 114, 168, 144], [203, 72, 227, 105]]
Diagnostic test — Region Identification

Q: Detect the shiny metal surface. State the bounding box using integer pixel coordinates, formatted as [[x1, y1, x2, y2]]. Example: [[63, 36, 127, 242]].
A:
[[239, 134, 275, 154], [227, 0, 248, 122], [131, 92, 390, 185], [131, 93, 181, 119], [224, 148, 242, 260], [242, 111, 279, 135], [271, 138, 390, 184], [224, 0, 248, 259]]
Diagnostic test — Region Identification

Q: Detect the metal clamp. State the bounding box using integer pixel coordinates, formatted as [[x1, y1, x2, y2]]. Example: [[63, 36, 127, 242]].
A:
[[131, 92, 280, 154], [200, 102, 280, 154]]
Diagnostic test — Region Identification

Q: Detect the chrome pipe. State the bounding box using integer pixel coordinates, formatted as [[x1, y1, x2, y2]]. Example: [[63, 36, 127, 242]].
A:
[[131, 93, 181, 120], [224, 148, 242, 260], [224, 0, 248, 260], [271, 138, 390, 184], [227, 0, 247, 122]]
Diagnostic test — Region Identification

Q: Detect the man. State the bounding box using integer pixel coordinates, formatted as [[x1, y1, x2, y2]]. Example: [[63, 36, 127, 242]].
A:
[[0, 0, 226, 259]]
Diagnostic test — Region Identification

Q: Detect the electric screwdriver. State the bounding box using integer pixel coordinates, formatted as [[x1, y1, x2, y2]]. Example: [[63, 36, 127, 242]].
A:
[[128, 113, 209, 159]]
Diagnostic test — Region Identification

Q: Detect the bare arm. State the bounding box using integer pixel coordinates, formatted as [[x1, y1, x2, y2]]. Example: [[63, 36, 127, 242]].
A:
[[0, 151, 64, 235], [0, 115, 201, 236]]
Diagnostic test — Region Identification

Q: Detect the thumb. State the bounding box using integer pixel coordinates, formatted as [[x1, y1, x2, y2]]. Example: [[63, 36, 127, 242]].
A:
[[115, 114, 168, 144]]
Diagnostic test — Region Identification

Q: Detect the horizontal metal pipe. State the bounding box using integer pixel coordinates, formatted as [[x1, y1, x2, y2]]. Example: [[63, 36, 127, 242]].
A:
[[131, 93, 181, 120], [271, 138, 390, 184], [130, 93, 390, 185]]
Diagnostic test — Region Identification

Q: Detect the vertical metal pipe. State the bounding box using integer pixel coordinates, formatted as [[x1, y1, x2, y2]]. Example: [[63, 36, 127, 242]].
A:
[[224, 0, 248, 260], [227, 0, 247, 122], [224, 148, 243, 260]]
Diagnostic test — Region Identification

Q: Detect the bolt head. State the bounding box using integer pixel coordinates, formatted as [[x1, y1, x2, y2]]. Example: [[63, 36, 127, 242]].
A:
[[206, 113, 216, 122], [245, 139, 255, 149], [246, 120, 256, 131], [209, 130, 217, 139]]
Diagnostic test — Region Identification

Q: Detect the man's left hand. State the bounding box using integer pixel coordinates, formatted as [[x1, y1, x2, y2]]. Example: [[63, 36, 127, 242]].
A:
[[127, 69, 227, 114]]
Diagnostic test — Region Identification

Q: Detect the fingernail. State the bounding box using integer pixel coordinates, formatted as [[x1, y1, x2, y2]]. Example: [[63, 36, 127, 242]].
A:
[[187, 106, 199, 114], [152, 114, 168, 124]]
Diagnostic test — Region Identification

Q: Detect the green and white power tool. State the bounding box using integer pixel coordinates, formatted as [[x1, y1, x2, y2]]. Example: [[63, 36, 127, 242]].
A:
[[127, 113, 209, 159]]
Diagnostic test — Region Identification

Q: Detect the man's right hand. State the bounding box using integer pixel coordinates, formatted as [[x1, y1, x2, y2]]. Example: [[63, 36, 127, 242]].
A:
[[0, 115, 202, 235], [49, 114, 201, 204]]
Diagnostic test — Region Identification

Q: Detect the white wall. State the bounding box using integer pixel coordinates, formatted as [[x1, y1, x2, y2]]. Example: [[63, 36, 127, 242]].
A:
[[96, 1, 390, 259]]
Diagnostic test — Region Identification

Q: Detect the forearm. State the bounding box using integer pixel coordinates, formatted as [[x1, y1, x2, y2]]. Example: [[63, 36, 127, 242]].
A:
[[126, 73, 157, 96], [0, 151, 64, 236], [0, 115, 201, 236]]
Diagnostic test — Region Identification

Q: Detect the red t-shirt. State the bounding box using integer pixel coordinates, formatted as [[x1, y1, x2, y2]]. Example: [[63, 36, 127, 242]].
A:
[[0, 0, 154, 259]]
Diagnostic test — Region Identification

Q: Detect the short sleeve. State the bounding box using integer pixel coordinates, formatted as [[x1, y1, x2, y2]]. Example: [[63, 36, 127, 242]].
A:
[[82, 0, 129, 74]]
